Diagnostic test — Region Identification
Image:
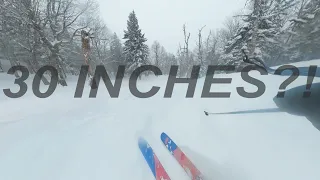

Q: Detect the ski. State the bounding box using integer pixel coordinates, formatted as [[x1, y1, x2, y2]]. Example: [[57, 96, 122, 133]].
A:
[[160, 132, 204, 180], [138, 137, 171, 180]]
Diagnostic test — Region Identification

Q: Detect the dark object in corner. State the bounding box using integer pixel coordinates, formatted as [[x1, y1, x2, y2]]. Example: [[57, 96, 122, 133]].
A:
[[273, 83, 320, 131]]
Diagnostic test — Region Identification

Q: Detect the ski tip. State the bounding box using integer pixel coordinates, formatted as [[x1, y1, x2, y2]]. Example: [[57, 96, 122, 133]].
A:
[[160, 132, 168, 143], [138, 137, 147, 147]]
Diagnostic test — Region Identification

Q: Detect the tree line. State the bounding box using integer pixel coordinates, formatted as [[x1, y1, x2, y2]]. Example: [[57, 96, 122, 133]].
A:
[[0, 0, 319, 86], [0, 0, 123, 86], [159, 0, 320, 77]]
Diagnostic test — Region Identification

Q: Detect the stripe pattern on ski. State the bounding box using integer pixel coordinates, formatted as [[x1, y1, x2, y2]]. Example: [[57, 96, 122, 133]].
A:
[[138, 137, 171, 180], [161, 133, 204, 180]]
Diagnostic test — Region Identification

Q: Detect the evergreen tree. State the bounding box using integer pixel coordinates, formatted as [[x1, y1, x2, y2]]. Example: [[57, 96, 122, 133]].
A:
[[110, 33, 124, 73], [287, 0, 320, 61], [224, 0, 295, 69], [123, 11, 149, 77]]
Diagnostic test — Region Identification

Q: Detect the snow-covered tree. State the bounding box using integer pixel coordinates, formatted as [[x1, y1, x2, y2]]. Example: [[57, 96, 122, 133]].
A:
[[202, 16, 242, 70], [176, 24, 193, 77], [195, 26, 207, 77], [224, 0, 296, 69], [109, 33, 124, 74], [287, 0, 320, 61], [151, 41, 161, 67], [0, 0, 113, 83], [0, 0, 97, 85], [205, 30, 223, 66], [161, 53, 177, 75], [123, 11, 149, 78]]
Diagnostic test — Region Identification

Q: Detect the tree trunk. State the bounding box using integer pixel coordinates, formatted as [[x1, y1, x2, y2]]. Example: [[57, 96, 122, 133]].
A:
[[248, 0, 261, 58], [50, 52, 67, 86], [0, 60, 3, 72], [31, 29, 50, 85], [9, 59, 21, 78]]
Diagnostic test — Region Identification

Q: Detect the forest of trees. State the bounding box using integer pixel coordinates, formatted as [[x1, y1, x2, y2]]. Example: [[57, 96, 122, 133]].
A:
[[0, 0, 319, 85]]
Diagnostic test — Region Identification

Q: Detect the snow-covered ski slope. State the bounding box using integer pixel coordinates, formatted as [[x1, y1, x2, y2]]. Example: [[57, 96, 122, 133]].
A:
[[0, 60, 320, 180]]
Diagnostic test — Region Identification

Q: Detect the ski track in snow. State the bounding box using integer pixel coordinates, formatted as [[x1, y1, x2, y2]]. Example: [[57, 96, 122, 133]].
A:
[[0, 60, 320, 180]]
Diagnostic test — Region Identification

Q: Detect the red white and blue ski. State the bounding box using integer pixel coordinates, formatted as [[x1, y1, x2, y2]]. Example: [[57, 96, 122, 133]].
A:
[[138, 137, 171, 180], [161, 132, 204, 180]]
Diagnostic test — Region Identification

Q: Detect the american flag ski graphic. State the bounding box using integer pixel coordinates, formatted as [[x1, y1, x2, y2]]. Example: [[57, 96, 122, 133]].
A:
[[138, 137, 171, 180], [160, 132, 204, 180]]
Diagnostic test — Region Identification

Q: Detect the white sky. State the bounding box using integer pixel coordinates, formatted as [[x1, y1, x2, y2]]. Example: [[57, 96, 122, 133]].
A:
[[97, 0, 247, 53]]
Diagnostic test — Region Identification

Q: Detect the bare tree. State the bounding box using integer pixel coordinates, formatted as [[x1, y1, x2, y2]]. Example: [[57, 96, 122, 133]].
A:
[[151, 41, 161, 67], [0, 0, 114, 84], [2, 0, 95, 85], [197, 25, 206, 67], [182, 24, 190, 58], [176, 24, 192, 77], [0, 0, 23, 77], [197, 25, 209, 77]]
